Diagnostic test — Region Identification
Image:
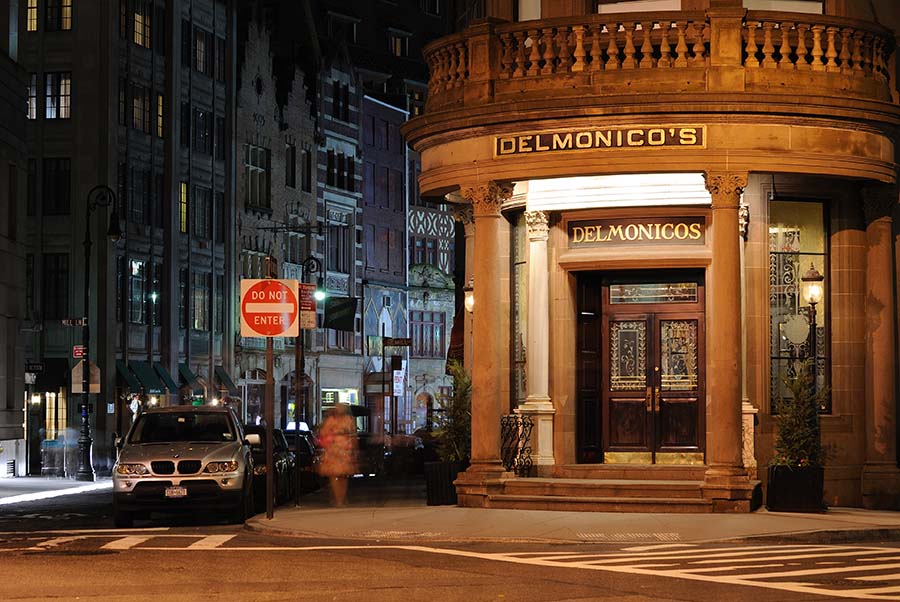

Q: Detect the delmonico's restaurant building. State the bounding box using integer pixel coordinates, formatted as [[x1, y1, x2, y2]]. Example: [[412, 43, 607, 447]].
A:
[[402, 0, 900, 512]]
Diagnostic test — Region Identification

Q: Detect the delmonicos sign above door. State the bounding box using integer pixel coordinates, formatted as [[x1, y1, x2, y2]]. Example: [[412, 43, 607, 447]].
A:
[[495, 126, 706, 157], [569, 217, 706, 247]]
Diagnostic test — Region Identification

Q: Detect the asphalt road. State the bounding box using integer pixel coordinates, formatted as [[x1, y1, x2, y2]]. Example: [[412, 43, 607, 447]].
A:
[[3, 490, 900, 601]]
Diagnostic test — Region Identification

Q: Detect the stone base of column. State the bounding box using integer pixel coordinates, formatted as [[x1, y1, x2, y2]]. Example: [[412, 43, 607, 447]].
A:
[[454, 461, 508, 508], [516, 397, 555, 466], [862, 463, 900, 510], [741, 399, 759, 480], [701, 465, 762, 513]]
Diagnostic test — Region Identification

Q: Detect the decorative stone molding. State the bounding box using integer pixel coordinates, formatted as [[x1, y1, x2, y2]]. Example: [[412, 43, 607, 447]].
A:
[[524, 210, 550, 241], [704, 172, 748, 205], [738, 203, 750, 240], [453, 204, 474, 225], [461, 181, 514, 217], [862, 185, 897, 224]]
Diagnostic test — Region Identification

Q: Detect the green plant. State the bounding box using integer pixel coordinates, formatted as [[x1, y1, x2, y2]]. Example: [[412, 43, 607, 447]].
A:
[[435, 360, 471, 463], [770, 360, 828, 469]]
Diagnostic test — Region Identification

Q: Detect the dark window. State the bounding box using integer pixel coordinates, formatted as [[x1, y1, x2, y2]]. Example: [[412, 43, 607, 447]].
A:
[[194, 26, 212, 75], [155, 6, 165, 52], [214, 116, 225, 160], [244, 144, 270, 208], [331, 81, 350, 122], [42, 158, 71, 215], [153, 174, 164, 227], [131, 83, 151, 133], [179, 268, 188, 329], [27, 73, 37, 120], [192, 108, 211, 154], [118, 78, 127, 125], [285, 143, 296, 188], [180, 102, 190, 147], [389, 168, 402, 211], [364, 162, 375, 206], [129, 166, 150, 224], [326, 150, 335, 186], [301, 149, 311, 192], [191, 186, 211, 239], [151, 262, 162, 325], [181, 19, 191, 67], [41, 253, 69, 320], [327, 222, 352, 274], [44, 72, 71, 119], [411, 311, 445, 358], [7, 164, 17, 242], [26, 254, 35, 317], [423, 0, 441, 16], [214, 274, 224, 333], [116, 255, 125, 322], [192, 272, 210, 331], [215, 36, 226, 82], [26, 159, 36, 216], [129, 259, 146, 324], [214, 191, 225, 241], [45, 0, 72, 32]]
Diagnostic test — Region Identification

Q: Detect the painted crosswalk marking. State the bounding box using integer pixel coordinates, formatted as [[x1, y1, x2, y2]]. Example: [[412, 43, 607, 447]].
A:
[[186, 534, 236, 549], [101, 536, 154, 550]]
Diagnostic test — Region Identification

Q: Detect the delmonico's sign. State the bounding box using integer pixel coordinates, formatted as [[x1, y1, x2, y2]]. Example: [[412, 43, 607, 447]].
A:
[[495, 126, 705, 157], [569, 217, 706, 247]]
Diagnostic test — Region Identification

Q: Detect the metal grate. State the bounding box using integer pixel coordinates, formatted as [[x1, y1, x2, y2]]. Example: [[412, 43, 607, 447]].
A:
[[5, 460, 15, 477], [151, 461, 175, 475], [177, 460, 201, 474], [500, 414, 534, 477]]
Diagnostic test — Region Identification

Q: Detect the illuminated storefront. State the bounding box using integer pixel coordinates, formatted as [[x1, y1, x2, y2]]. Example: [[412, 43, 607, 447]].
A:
[[403, 1, 900, 511]]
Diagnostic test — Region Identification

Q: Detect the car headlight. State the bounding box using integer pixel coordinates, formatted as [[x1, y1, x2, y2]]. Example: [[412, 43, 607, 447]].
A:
[[203, 461, 239, 473], [115, 463, 149, 476], [253, 465, 267, 475]]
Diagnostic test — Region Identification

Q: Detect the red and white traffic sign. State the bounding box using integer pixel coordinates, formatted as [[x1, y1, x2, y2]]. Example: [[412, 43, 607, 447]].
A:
[[240, 279, 300, 337], [298, 283, 317, 330], [72, 345, 85, 358]]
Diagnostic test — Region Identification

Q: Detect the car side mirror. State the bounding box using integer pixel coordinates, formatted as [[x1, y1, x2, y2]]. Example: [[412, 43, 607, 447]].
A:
[[244, 433, 261, 447]]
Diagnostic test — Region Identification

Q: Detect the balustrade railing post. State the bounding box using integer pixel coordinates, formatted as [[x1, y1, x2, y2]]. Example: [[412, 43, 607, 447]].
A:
[[706, 6, 746, 91], [464, 18, 504, 107]]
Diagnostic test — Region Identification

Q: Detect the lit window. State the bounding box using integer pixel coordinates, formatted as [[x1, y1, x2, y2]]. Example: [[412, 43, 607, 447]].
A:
[[45, 72, 71, 119], [388, 32, 409, 58], [27, 0, 38, 32], [156, 93, 163, 137], [45, 0, 72, 32], [133, 0, 151, 48], [180, 182, 188, 233]]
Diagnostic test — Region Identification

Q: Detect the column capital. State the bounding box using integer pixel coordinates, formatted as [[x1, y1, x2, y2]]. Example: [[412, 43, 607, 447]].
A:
[[461, 181, 514, 218], [524, 210, 550, 241], [704, 172, 748, 206], [862, 184, 897, 224], [453, 204, 475, 226]]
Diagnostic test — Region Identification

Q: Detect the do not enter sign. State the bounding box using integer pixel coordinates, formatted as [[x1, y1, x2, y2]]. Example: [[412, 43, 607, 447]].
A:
[[240, 279, 300, 337]]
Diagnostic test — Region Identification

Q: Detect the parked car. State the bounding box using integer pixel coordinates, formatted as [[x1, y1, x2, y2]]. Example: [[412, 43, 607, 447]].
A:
[[112, 405, 255, 527], [243, 425, 297, 510], [284, 426, 324, 492]]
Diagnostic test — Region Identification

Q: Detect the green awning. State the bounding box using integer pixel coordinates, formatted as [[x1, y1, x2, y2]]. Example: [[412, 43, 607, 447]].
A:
[[214, 366, 240, 397], [116, 360, 141, 392], [154, 362, 179, 394], [178, 363, 204, 395], [131, 361, 166, 394]]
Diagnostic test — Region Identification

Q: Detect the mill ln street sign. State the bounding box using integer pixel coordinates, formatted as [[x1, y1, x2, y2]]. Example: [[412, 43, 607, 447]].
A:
[[240, 279, 300, 338]]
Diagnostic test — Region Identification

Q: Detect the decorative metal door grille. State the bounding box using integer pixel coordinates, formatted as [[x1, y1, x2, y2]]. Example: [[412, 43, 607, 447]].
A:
[[501, 414, 534, 477]]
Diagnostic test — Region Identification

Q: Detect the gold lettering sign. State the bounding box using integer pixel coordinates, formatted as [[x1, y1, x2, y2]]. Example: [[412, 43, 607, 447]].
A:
[[569, 217, 706, 247], [495, 126, 706, 157]]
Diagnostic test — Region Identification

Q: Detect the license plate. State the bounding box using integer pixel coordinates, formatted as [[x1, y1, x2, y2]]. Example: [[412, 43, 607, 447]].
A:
[[165, 486, 187, 498]]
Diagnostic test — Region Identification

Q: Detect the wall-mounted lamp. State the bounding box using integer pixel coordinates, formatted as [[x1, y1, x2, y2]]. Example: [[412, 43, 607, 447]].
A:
[[463, 280, 474, 314], [148, 396, 159, 406], [30, 394, 41, 406], [801, 263, 825, 307]]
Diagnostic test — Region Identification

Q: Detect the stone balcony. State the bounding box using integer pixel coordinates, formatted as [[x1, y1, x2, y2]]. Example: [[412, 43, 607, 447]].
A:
[[413, 9, 897, 139]]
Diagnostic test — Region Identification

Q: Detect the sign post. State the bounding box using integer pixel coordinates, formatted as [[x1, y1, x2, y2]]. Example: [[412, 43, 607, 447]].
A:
[[240, 275, 300, 520]]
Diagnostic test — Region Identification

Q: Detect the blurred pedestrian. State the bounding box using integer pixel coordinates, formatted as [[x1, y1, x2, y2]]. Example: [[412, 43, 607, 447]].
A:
[[317, 403, 358, 506]]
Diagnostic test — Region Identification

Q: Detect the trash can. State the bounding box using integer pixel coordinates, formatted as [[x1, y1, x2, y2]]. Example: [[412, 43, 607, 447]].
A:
[[40, 439, 64, 477]]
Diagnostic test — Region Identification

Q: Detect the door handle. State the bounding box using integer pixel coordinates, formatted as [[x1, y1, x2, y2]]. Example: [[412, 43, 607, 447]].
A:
[[645, 386, 653, 412]]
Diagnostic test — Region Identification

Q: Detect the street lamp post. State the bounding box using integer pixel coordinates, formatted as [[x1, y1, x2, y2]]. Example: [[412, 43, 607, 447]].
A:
[[801, 262, 825, 397], [294, 256, 323, 506], [77, 185, 122, 481]]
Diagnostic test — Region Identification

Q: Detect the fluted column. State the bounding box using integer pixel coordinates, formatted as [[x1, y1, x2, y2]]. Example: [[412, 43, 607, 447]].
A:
[[702, 172, 758, 511], [861, 185, 900, 509], [461, 181, 512, 474], [517, 210, 555, 466]]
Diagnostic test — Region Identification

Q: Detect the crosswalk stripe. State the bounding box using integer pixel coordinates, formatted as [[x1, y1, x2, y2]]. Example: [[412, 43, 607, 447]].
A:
[[681, 563, 786, 573], [528, 544, 841, 562], [102, 536, 154, 550], [186, 534, 236, 549], [737, 561, 900, 580], [688, 549, 891, 565]]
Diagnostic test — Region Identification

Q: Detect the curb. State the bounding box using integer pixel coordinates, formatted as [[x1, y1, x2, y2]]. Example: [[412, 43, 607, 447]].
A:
[[720, 528, 900, 545]]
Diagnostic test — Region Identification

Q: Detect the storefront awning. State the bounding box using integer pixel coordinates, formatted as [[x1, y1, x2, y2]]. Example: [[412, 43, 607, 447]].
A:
[[214, 366, 240, 396], [131, 361, 166, 395], [178, 363, 204, 395], [154, 362, 179, 394], [33, 358, 70, 393], [116, 360, 141, 393]]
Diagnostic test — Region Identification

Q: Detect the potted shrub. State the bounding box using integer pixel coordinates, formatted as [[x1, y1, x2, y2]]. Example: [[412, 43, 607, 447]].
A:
[[423, 360, 471, 505], [766, 360, 828, 512]]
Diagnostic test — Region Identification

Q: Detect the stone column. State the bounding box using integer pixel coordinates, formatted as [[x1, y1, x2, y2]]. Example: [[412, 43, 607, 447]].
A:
[[702, 172, 758, 512], [454, 204, 476, 374], [516, 210, 555, 467], [455, 182, 512, 506], [861, 185, 900, 509], [738, 203, 758, 479]]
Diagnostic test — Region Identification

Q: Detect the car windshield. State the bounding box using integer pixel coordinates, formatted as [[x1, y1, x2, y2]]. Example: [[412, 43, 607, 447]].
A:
[[129, 412, 235, 444]]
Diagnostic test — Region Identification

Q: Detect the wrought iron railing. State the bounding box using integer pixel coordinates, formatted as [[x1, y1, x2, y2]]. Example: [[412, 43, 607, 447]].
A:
[[501, 414, 534, 477]]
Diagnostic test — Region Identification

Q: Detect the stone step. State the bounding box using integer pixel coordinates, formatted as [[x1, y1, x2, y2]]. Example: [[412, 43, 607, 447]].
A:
[[487, 493, 713, 513], [551, 464, 707, 481], [503, 478, 705, 499]]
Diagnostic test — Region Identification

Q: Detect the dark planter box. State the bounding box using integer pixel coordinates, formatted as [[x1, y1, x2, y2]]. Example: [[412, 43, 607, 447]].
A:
[[766, 465, 825, 512], [424, 461, 466, 506]]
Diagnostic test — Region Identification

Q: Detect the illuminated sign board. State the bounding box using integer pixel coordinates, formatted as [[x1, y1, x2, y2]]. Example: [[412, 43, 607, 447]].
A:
[[495, 126, 706, 157], [568, 217, 706, 247]]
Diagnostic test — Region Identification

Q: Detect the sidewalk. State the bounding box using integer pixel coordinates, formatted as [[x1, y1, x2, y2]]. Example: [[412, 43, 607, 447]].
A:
[[0, 476, 111, 506], [247, 476, 900, 545]]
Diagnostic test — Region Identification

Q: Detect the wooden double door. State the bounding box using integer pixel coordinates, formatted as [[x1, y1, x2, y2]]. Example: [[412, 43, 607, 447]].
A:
[[577, 272, 705, 465]]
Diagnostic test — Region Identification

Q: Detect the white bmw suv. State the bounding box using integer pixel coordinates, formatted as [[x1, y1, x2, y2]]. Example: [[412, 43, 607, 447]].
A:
[[112, 405, 255, 527]]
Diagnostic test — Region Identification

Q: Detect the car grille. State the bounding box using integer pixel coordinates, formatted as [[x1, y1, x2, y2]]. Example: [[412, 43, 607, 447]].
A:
[[151, 461, 175, 475], [178, 460, 202, 474]]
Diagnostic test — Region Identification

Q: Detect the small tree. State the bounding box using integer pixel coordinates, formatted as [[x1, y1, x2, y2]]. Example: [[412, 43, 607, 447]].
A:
[[435, 360, 471, 463], [771, 360, 827, 469]]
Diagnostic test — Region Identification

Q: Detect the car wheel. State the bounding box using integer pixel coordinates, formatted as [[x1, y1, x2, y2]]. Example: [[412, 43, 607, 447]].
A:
[[113, 508, 134, 528], [230, 479, 254, 524]]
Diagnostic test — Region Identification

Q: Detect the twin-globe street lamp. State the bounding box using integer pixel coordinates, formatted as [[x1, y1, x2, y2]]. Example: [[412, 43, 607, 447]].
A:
[[76, 185, 122, 481]]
